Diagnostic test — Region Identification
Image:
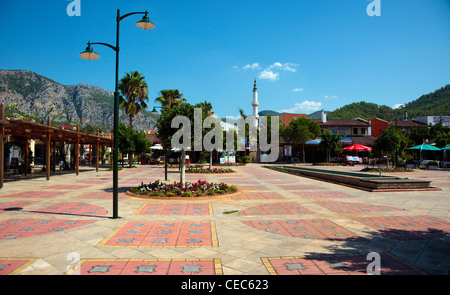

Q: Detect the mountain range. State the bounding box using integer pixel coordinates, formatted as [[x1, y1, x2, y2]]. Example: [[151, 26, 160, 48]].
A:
[[0, 69, 157, 130]]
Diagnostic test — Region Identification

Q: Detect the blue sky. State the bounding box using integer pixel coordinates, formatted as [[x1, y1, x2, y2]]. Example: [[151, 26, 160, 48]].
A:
[[1, 0, 449, 119]]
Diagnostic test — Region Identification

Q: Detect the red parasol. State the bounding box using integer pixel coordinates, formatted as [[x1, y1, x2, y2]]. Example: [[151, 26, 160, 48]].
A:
[[343, 144, 372, 152]]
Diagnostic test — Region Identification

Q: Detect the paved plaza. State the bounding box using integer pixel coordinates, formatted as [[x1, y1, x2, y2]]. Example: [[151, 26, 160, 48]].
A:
[[0, 164, 449, 275]]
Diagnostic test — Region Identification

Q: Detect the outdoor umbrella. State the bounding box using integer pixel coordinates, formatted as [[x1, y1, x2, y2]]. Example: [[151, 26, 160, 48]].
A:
[[150, 144, 163, 150], [407, 144, 441, 164], [342, 144, 372, 163], [343, 144, 372, 152]]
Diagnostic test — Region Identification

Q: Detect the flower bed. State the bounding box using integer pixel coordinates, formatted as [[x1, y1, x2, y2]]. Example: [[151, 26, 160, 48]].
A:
[[129, 179, 238, 197], [186, 167, 235, 173]]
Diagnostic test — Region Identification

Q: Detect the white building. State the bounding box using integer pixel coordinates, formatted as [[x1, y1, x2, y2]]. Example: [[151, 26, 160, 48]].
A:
[[413, 116, 450, 127]]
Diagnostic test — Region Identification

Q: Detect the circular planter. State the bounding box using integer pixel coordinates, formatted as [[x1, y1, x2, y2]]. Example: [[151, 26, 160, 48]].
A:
[[126, 188, 241, 200]]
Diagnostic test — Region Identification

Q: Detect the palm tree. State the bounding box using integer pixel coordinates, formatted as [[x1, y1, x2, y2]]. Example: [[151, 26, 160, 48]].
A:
[[118, 71, 149, 129], [155, 89, 186, 107]]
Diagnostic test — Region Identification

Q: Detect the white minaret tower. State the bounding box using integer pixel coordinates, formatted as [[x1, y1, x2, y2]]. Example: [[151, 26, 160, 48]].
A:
[[252, 79, 259, 127]]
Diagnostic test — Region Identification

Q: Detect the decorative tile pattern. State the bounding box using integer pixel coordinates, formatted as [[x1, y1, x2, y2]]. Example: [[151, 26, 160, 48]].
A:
[[0, 201, 37, 213], [29, 202, 108, 216], [0, 219, 95, 240], [42, 185, 91, 190], [262, 254, 424, 275], [135, 203, 212, 216], [353, 215, 450, 240], [315, 201, 404, 214], [0, 258, 39, 275], [66, 258, 222, 275], [0, 191, 67, 199], [242, 219, 365, 241], [98, 221, 218, 247], [275, 184, 325, 190], [230, 192, 286, 200], [293, 191, 356, 199], [238, 202, 314, 216], [76, 192, 127, 200]]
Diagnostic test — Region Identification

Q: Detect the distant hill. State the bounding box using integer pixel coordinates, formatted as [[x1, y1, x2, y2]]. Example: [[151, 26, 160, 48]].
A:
[[258, 110, 280, 116], [0, 70, 157, 130], [399, 85, 450, 119], [307, 110, 329, 120], [327, 84, 450, 120]]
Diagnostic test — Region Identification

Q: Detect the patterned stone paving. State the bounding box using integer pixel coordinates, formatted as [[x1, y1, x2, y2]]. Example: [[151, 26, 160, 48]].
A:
[[0, 201, 37, 213], [242, 219, 365, 241], [0, 165, 448, 275], [0, 219, 95, 240], [42, 185, 92, 190], [238, 202, 314, 216], [76, 179, 110, 185], [275, 184, 325, 190], [292, 191, 356, 199], [134, 203, 212, 216], [66, 258, 222, 275], [230, 192, 286, 200], [0, 258, 39, 275], [315, 201, 405, 214], [262, 254, 424, 275], [76, 192, 128, 200], [29, 202, 108, 216], [0, 191, 67, 199], [98, 221, 218, 247], [353, 215, 450, 240]]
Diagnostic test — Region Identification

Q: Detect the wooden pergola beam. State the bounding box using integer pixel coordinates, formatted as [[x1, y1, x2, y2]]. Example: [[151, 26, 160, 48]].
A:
[[46, 117, 51, 181], [0, 105, 4, 188], [0, 107, 113, 189]]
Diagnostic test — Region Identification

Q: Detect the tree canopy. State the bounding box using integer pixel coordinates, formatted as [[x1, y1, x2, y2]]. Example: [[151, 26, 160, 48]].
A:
[[281, 117, 321, 163], [118, 71, 149, 129]]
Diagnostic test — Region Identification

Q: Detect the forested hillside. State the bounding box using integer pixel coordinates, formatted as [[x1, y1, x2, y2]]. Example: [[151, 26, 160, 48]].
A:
[[327, 84, 450, 120]]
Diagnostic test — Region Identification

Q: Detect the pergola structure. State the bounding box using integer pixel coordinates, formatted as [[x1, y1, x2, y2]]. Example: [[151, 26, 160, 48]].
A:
[[0, 104, 113, 188]]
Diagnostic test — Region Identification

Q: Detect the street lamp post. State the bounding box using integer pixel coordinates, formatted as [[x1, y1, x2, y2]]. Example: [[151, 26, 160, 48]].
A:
[[80, 9, 155, 219]]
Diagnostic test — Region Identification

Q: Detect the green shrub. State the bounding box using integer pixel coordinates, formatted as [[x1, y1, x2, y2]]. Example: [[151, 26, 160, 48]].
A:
[[150, 191, 160, 196], [183, 191, 192, 197], [166, 192, 175, 197], [229, 185, 238, 192]]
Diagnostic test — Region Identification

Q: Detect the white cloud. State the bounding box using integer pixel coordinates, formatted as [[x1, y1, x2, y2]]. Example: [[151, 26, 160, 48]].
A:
[[234, 62, 299, 81], [268, 62, 299, 72], [292, 88, 304, 92], [324, 95, 338, 99], [242, 63, 261, 70], [258, 70, 279, 81], [393, 103, 405, 109], [278, 100, 322, 114]]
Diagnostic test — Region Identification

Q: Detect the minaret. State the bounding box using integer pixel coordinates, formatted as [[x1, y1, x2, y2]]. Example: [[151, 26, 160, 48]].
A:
[[252, 79, 259, 127]]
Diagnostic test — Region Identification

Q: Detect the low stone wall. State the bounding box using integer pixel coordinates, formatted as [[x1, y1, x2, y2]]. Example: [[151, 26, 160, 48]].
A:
[[267, 166, 437, 192]]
